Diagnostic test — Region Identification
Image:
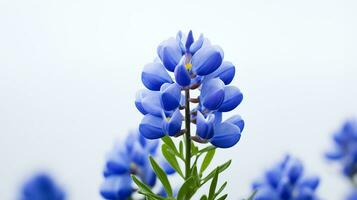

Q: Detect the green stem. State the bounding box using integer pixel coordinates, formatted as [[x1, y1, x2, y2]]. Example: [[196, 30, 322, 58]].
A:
[[184, 88, 191, 179]]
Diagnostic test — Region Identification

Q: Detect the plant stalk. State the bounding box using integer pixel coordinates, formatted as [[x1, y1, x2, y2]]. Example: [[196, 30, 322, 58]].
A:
[[184, 88, 191, 179]]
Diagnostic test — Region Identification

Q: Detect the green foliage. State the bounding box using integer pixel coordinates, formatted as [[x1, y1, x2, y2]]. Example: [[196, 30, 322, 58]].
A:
[[132, 125, 234, 200]]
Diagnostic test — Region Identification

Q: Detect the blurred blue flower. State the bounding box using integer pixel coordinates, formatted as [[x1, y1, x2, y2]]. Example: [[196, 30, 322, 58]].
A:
[[136, 30, 244, 148], [100, 130, 175, 200], [325, 119, 357, 177], [19, 173, 65, 200], [347, 190, 357, 200], [252, 155, 320, 200]]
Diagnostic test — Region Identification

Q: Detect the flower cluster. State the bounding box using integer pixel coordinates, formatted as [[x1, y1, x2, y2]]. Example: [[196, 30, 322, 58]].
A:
[[252, 155, 320, 200], [19, 173, 65, 200], [100, 130, 174, 200], [325, 119, 357, 178], [136, 30, 244, 148]]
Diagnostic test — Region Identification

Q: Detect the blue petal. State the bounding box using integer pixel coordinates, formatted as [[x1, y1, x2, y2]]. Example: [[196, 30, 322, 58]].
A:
[[140, 134, 159, 154], [164, 110, 183, 136], [299, 176, 320, 190], [185, 30, 194, 50], [295, 187, 316, 200], [210, 122, 241, 148], [189, 34, 204, 54], [192, 45, 223, 75], [265, 167, 282, 188], [106, 150, 131, 175], [203, 61, 235, 85], [218, 86, 243, 112], [141, 62, 173, 91], [196, 111, 214, 139], [160, 83, 182, 110], [201, 78, 225, 110], [157, 38, 183, 72], [325, 147, 344, 160], [142, 163, 157, 187], [287, 158, 304, 184], [141, 92, 164, 117], [277, 178, 292, 200], [125, 130, 140, 153], [225, 115, 245, 132], [253, 186, 280, 200], [139, 114, 165, 139], [174, 61, 191, 87], [130, 142, 147, 166], [159, 156, 176, 175], [135, 89, 150, 115], [100, 175, 133, 200], [176, 31, 186, 53]]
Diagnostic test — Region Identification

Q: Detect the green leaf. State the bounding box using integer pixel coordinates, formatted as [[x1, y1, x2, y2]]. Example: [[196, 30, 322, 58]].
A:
[[246, 190, 257, 200], [217, 194, 228, 200], [208, 168, 219, 200], [191, 142, 199, 155], [201, 160, 232, 186], [214, 182, 227, 198], [149, 156, 173, 197], [162, 144, 184, 177], [177, 177, 195, 200], [200, 195, 208, 200], [190, 162, 200, 188], [179, 141, 184, 158], [161, 136, 178, 153], [131, 175, 163, 200], [198, 145, 216, 154], [200, 148, 216, 174]]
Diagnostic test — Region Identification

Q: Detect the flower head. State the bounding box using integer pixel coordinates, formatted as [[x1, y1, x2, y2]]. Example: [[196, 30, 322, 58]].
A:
[[19, 173, 65, 200], [325, 119, 357, 178], [136, 31, 244, 148], [252, 155, 320, 200], [100, 130, 174, 200]]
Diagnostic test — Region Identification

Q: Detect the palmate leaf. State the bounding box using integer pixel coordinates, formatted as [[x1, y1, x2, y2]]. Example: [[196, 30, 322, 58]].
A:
[[149, 156, 173, 197], [162, 144, 184, 177]]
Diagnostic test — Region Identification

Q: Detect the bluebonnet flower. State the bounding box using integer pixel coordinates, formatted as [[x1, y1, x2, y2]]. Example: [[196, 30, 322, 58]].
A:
[[100, 130, 175, 200], [19, 173, 65, 200], [136, 30, 244, 148], [325, 119, 357, 178], [252, 155, 320, 200]]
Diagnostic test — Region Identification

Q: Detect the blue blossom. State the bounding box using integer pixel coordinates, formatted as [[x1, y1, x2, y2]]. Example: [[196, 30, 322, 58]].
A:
[[100, 130, 175, 200], [19, 173, 65, 200], [346, 190, 357, 200], [252, 155, 320, 200], [136, 31, 244, 148], [325, 119, 357, 177]]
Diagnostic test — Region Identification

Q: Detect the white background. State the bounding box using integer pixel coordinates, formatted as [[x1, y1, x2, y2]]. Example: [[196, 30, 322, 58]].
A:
[[1, 0, 356, 199]]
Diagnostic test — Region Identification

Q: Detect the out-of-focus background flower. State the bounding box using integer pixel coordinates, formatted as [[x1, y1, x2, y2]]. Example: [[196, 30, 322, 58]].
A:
[[0, 0, 356, 199]]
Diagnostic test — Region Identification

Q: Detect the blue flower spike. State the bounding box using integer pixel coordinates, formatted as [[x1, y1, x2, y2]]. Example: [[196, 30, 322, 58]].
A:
[[100, 130, 175, 200], [20, 173, 66, 200], [252, 155, 320, 200], [137, 30, 244, 149], [326, 119, 357, 177]]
